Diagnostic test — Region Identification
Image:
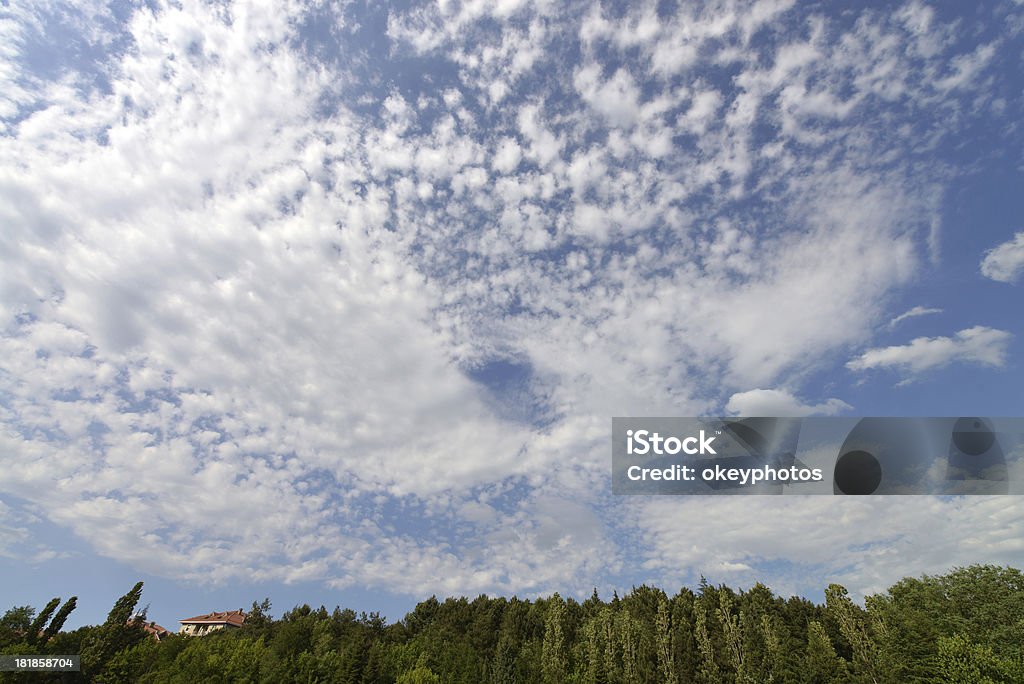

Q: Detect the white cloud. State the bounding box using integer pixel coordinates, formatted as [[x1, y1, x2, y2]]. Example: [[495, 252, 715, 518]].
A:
[[935, 43, 997, 92], [678, 90, 723, 135], [574, 65, 643, 128], [632, 496, 1024, 599], [0, 0, 538, 591], [0, 0, 1019, 602], [981, 231, 1024, 283], [725, 389, 852, 417], [516, 103, 563, 167], [491, 137, 522, 174], [888, 305, 943, 328], [847, 326, 1013, 374]]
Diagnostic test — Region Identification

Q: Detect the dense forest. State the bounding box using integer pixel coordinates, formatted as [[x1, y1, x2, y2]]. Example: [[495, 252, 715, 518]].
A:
[[2, 565, 1022, 683]]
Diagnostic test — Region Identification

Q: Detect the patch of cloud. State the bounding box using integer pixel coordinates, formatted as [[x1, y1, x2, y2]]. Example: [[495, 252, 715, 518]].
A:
[[574, 65, 643, 129], [981, 231, 1024, 283], [847, 326, 1012, 375], [725, 389, 852, 417], [491, 136, 523, 174], [1, 0, 1022, 600], [888, 305, 943, 328], [631, 496, 1024, 600]]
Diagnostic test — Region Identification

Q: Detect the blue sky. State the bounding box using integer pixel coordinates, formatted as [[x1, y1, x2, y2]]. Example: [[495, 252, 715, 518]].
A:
[[2, 0, 1023, 630]]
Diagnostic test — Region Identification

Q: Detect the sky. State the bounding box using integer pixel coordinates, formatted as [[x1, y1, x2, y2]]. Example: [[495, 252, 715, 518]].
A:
[[1, 0, 1023, 631]]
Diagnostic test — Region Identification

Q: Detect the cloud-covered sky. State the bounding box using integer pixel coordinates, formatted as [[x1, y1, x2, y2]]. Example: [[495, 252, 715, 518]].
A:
[[2, 0, 1023, 627]]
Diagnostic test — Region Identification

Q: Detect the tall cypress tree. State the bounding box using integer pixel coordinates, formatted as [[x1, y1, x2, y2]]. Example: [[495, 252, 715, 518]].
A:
[[26, 598, 60, 646], [41, 596, 78, 645], [81, 581, 146, 677]]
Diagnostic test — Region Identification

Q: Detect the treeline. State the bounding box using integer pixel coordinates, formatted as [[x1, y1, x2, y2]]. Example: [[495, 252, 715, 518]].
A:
[[2, 565, 1022, 683]]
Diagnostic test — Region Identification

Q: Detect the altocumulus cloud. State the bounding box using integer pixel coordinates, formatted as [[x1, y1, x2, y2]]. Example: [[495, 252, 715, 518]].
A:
[[847, 326, 1013, 376], [725, 389, 852, 417], [981, 232, 1024, 283], [1, 0, 1023, 600]]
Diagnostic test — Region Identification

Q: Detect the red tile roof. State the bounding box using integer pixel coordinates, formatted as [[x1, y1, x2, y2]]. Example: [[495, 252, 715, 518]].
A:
[[179, 609, 246, 628], [140, 621, 172, 640]]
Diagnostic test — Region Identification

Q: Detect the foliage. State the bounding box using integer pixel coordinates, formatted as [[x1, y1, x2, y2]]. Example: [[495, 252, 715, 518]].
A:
[[80, 581, 147, 680], [2, 565, 1023, 683]]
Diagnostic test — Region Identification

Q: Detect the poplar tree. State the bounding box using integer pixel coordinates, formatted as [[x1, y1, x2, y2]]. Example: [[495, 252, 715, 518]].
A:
[[491, 634, 518, 684], [602, 607, 621, 684], [656, 594, 676, 683], [804, 620, 848, 683], [542, 594, 566, 684], [759, 613, 784, 683], [717, 591, 750, 683], [825, 584, 885, 684], [695, 605, 720, 684], [579, 618, 605, 684], [618, 611, 641, 684]]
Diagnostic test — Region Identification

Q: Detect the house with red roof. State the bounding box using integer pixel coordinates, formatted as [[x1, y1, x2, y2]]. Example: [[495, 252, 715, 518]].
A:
[[178, 609, 246, 636], [140, 620, 172, 641]]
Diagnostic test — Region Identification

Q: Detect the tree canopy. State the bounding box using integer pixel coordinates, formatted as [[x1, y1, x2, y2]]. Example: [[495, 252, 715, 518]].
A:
[[2, 565, 1022, 683]]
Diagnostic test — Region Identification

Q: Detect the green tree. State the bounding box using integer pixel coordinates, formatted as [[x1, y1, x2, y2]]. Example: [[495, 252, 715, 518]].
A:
[[936, 633, 1023, 684], [244, 598, 272, 632], [542, 594, 566, 684], [656, 594, 677, 683], [491, 634, 518, 684], [80, 581, 147, 679], [41, 597, 77, 645], [717, 590, 751, 683], [669, 589, 699, 683], [618, 610, 643, 684], [869, 564, 1024, 680], [4, 566, 1021, 684], [600, 607, 620, 684], [695, 604, 720, 684], [0, 606, 34, 648], [396, 667, 441, 684], [397, 654, 442, 684], [759, 613, 785, 683], [804, 620, 849, 684], [825, 584, 885, 684], [93, 635, 161, 684], [25, 598, 59, 646]]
